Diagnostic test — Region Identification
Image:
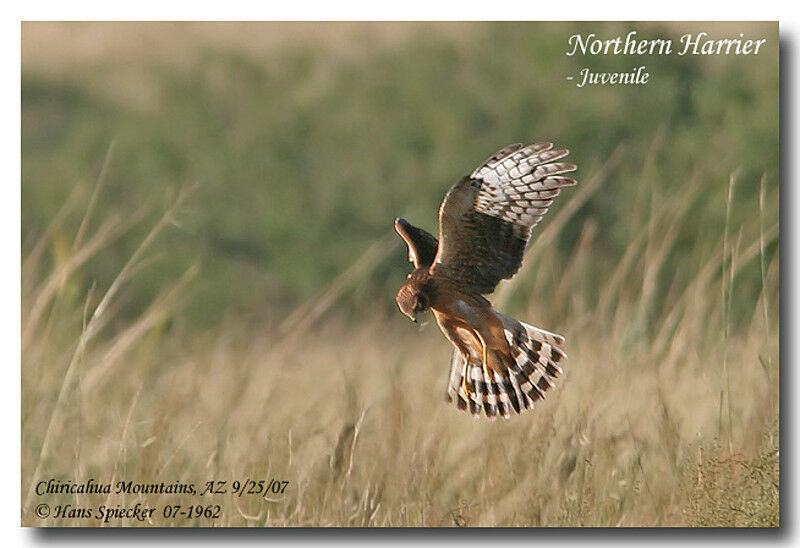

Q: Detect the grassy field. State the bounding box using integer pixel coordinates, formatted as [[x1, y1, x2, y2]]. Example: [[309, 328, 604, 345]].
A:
[[21, 22, 779, 526]]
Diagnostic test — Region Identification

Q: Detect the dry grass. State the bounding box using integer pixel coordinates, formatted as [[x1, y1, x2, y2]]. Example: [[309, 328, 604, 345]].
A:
[[21, 147, 778, 527]]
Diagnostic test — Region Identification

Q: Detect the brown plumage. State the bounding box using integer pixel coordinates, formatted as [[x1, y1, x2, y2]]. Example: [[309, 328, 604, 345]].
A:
[[394, 142, 577, 419]]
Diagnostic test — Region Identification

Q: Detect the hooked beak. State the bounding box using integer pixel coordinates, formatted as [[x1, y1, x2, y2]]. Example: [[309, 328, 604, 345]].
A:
[[404, 311, 418, 323]]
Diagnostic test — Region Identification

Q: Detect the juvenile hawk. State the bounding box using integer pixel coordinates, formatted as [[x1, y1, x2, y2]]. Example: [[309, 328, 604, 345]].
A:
[[394, 142, 577, 419]]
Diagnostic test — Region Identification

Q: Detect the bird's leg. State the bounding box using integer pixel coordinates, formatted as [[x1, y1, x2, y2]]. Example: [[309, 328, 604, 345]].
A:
[[481, 344, 493, 382], [433, 313, 478, 404], [461, 365, 472, 403], [475, 313, 513, 379]]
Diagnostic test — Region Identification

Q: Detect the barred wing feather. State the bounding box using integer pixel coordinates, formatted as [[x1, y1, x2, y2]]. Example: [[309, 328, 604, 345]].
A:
[[432, 142, 576, 294]]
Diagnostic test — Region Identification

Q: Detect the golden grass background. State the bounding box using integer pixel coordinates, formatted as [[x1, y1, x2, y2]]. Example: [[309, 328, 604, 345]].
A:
[[22, 22, 778, 526]]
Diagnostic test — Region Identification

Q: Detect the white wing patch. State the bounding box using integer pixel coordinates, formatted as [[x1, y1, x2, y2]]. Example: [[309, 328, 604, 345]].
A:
[[471, 142, 577, 231]]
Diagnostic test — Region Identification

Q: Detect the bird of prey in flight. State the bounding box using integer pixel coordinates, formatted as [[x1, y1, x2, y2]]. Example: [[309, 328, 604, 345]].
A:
[[394, 142, 577, 419]]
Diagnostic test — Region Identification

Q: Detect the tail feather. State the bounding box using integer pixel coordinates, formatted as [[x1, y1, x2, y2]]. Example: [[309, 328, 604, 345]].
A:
[[445, 312, 566, 419], [506, 367, 526, 413], [493, 370, 513, 419]]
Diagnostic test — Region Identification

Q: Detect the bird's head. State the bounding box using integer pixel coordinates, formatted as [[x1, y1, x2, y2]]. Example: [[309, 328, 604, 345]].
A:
[[395, 272, 432, 323]]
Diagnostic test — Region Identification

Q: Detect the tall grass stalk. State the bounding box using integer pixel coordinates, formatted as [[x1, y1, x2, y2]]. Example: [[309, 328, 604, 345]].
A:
[[23, 185, 193, 511]]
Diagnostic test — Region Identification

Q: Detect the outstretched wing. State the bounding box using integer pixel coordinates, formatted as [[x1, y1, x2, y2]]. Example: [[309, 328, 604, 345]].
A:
[[432, 142, 576, 294], [394, 217, 439, 269]]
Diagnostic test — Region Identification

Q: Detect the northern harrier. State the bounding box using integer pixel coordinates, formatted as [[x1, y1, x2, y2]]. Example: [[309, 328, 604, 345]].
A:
[[394, 143, 577, 419]]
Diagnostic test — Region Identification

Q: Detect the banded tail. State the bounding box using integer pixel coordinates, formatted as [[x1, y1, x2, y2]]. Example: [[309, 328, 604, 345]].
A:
[[445, 312, 566, 419]]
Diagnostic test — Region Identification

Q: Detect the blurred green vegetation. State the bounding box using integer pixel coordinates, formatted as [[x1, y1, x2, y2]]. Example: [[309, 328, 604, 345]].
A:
[[21, 22, 779, 329]]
